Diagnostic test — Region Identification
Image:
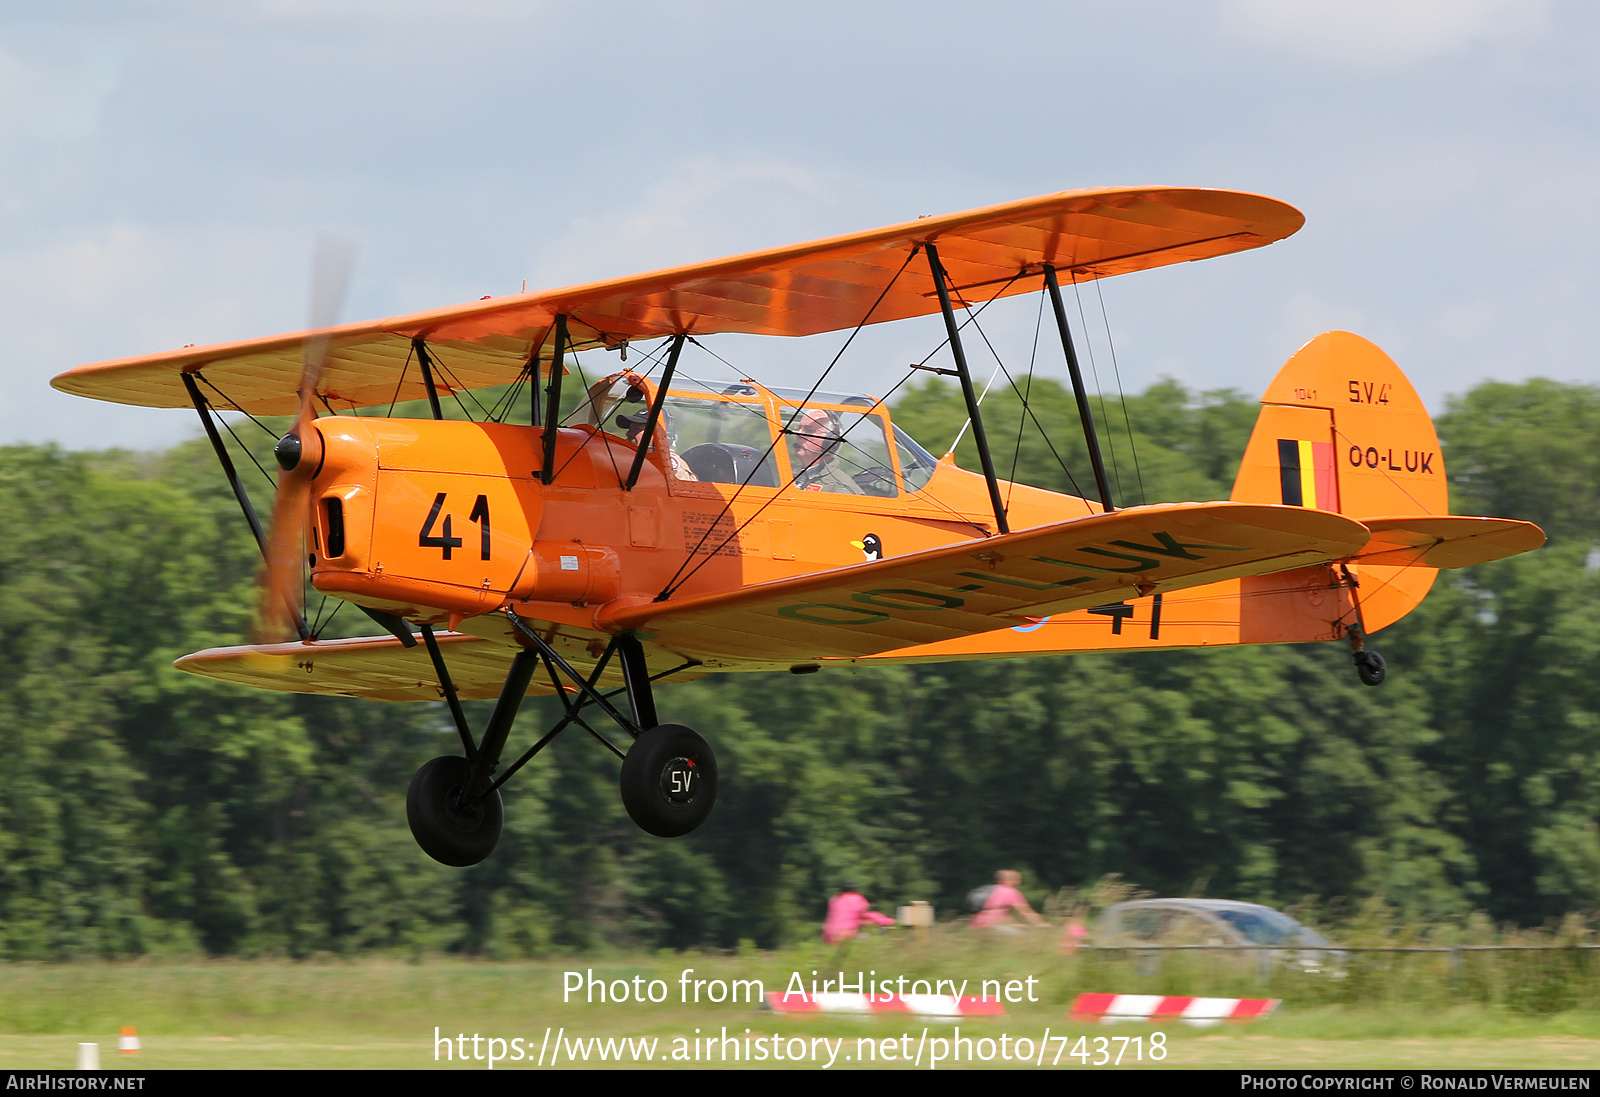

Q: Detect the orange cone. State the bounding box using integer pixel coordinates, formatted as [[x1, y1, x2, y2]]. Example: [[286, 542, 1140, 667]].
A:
[[118, 1027, 140, 1054]]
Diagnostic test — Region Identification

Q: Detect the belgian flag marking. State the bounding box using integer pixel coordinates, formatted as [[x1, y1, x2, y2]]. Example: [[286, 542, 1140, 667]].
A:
[[1277, 439, 1337, 509]]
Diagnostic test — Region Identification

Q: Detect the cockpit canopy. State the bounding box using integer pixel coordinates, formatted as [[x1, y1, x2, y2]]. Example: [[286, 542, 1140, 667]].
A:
[[581, 373, 940, 496]]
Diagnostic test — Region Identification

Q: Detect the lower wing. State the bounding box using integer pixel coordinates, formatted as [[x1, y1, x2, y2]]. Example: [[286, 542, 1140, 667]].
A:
[[598, 501, 1371, 665]]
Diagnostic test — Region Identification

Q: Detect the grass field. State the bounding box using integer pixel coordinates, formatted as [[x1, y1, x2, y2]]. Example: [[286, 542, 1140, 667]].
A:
[[3, 931, 1596, 1070]]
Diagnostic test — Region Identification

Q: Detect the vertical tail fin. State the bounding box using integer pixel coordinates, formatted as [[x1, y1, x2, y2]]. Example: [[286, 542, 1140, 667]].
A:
[[1231, 331, 1445, 635], [1232, 331, 1447, 519]]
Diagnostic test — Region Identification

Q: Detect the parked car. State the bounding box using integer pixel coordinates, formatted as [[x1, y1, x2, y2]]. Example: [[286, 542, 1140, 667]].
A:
[[1093, 898, 1343, 974]]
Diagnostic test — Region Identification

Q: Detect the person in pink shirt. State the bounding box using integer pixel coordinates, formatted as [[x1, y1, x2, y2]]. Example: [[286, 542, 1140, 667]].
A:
[[971, 870, 1048, 930], [823, 884, 896, 945]]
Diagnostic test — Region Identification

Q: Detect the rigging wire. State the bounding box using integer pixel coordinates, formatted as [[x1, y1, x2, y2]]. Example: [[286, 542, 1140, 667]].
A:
[[311, 596, 347, 638], [485, 362, 532, 423], [655, 246, 926, 598], [949, 282, 1092, 511], [384, 345, 414, 417], [1095, 277, 1146, 505], [1006, 290, 1047, 509], [197, 375, 279, 439], [1069, 271, 1125, 504], [422, 346, 494, 422], [944, 359, 1005, 455], [214, 408, 277, 489], [547, 347, 630, 488], [659, 360, 992, 600]]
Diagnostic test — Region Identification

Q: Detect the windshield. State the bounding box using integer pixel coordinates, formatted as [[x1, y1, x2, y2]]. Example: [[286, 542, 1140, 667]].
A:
[[663, 393, 780, 487], [1213, 908, 1328, 946]]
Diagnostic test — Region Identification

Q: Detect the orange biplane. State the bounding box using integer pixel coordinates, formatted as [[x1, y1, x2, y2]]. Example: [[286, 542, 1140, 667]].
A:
[[52, 187, 1544, 866]]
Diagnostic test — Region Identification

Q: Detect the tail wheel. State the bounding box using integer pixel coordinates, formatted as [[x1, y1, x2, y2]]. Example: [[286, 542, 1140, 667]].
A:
[[620, 723, 717, 837], [407, 756, 504, 866], [1354, 649, 1387, 687]]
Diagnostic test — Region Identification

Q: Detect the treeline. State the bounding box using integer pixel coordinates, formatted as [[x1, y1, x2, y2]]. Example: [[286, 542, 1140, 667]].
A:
[[1, 376, 1598, 958]]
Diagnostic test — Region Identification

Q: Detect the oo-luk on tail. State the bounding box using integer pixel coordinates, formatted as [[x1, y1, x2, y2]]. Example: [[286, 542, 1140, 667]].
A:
[[1231, 331, 1543, 683]]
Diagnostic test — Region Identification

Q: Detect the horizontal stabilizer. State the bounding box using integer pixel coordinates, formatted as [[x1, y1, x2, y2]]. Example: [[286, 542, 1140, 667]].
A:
[[599, 502, 1370, 664], [1350, 516, 1546, 569]]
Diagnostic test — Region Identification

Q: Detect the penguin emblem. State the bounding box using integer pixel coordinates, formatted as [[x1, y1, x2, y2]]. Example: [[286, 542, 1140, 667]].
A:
[[850, 533, 883, 561]]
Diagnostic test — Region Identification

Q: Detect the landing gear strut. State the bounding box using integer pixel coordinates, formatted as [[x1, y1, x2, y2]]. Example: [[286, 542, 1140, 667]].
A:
[[403, 616, 714, 866], [1340, 565, 1386, 688]]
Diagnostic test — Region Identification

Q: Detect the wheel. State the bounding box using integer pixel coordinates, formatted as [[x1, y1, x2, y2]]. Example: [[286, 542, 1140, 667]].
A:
[[620, 723, 718, 837], [1354, 648, 1386, 687], [406, 756, 504, 866]]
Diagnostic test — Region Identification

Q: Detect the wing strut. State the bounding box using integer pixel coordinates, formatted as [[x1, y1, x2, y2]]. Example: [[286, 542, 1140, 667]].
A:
[[1043, 265, 1116, 513], [412, 338, 445, 420], [181, 372, 310, 641], [540, 314, 568, 483], [926, 243, 1009, 534], [625, 333, 685, 490], [183, 371, 417, 647]]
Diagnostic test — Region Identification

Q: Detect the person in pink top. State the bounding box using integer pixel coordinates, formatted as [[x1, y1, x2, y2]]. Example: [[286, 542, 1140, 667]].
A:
[[971, 870, 1048, 930], [823, 884, 896, 945]]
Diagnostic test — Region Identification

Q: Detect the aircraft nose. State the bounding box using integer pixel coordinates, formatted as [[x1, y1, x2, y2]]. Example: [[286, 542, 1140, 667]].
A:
[[274, 432, 302, 470]]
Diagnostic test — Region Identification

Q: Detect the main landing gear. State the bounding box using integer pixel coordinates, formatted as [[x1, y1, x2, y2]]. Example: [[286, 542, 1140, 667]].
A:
[[1351, 638, 1387, 687], [1339, 565, 1386, 688], [405, 612, 715, 867]]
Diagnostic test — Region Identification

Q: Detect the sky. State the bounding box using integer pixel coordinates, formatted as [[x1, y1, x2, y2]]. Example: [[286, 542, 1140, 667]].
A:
[[2, 0, 1595, 450]]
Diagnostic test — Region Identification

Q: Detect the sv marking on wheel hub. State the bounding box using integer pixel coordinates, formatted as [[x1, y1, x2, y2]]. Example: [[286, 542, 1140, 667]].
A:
[[661, 757, 698, 804]]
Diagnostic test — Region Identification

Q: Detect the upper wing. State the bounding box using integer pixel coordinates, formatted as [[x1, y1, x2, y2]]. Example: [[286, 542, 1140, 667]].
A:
[[52, 186, 1301, 414], [1350, 516, 1545, 568], [597, 502, 1368, 664]]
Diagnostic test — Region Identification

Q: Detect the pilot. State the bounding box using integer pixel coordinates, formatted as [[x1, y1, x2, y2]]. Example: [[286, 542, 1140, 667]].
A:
[[616, 407, 696, 481], [790, 407, 864, 494]]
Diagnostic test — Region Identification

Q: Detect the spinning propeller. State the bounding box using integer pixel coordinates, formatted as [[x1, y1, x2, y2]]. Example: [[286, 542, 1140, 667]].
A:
[[256, 235, 357, 643]]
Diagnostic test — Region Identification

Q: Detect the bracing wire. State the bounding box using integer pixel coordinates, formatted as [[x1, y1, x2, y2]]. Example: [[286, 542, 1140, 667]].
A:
[[1006, 289, 1045, 510], [215, 409, 277, 489], [384, 345, 415, 417], [198, 375, 279, 439], [655, 246, 925, 599], [1069, 271, 1125, 503], [1095, 277, 1146, 505], [951, 289, 1092, 511], [422, 347, 494, 422]]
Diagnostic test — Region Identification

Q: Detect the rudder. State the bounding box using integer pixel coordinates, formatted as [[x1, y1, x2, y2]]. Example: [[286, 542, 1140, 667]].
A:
[[1231, 331, 1445, 635], [1232, 331, 1447, 518]]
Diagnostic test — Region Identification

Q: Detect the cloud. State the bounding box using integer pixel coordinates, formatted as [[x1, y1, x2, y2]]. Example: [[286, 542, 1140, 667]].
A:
[[523, 155, 839, 290], [1223, 0, 1551, 64]]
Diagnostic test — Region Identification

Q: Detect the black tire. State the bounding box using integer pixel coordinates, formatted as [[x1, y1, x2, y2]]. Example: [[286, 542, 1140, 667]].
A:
[[620, 723, 717, 837], [406, 756, 504, 866], [1354, 649, 1387, 687]]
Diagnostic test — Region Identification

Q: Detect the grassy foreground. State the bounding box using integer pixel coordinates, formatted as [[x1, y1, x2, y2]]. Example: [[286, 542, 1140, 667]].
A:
[[2, 931, 1597, 1070]]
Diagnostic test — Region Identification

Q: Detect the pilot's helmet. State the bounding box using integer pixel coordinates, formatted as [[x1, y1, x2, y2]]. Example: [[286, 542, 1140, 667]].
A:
[[615, 404, 676, 443], [793, 407, 843, 454]]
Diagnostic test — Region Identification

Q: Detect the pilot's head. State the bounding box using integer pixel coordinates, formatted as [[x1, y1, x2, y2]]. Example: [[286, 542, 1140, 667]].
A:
[[793, 407, 841, 466], [616, 408, 649, 443]]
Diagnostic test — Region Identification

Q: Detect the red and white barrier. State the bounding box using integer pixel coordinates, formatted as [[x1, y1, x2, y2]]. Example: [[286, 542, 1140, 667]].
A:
[[766, 992, 1006, 1019], [1069, 993, 1278, 1027]]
